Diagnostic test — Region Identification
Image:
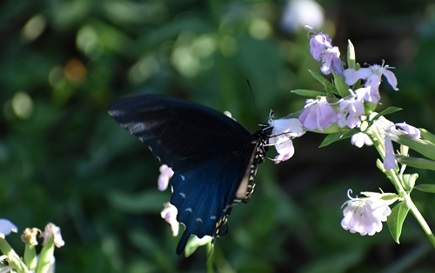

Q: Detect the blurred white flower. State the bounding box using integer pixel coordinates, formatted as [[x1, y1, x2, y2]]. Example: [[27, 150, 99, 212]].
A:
[[281, 0, 324, 34], [161, 202, 179, 237]]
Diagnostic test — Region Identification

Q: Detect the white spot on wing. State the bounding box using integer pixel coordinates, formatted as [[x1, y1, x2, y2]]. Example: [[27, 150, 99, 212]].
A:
[[210, 216, 217, 220], [179, 192, 186, 198], [196, 218, 203, 223], [180, 175, 185, 181], [127, 122, 145, 134], [185, 207, 192, 213]]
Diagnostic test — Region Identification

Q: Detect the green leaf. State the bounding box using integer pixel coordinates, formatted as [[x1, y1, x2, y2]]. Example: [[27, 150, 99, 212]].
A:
[[415, 184, 435, 194], [333, 73, 350, 98], [319, 129, 358, 148], [387, 201, 410, 244], [371, 106, 402, 121], [396, 136, 435, 161], [291, 89, 325, 98], [396, 155, 435, 171], [420, 128, 435, 144], [308, 69, 334, 91]]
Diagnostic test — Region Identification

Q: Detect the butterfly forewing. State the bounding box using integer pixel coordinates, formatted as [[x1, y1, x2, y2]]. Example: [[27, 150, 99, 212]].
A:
[[108, 95, 251, 171]]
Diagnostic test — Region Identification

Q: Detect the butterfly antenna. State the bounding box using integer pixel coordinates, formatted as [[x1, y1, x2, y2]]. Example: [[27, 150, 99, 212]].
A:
[[246, 79, 258, 113]]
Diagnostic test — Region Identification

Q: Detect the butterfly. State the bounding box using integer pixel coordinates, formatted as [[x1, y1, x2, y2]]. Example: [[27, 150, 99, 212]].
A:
[[107, 94, 273, 254]]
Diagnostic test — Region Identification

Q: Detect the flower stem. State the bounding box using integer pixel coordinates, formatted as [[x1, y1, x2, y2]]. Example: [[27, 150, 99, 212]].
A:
[[369, 126, 435, 247]]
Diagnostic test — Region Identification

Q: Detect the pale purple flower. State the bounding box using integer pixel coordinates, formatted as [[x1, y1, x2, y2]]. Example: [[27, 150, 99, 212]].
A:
[[298, 97, 338, 131], [382, 122, 420, 170], [161, 202, 179, 237], [0, 219, 17, 238], [309, 32, 343, 75], [337, 94, 365, 128], [269, 118, 305, 163], [351, 132, 373, 148], [343, 63, 399, 103], [158, 164, 174, 191], [395, 122, 420, 139], [383, 135, 398, 170], [42, 223, 65, 248], [354, 86, 379, 105], [341, 190, 392, 236]]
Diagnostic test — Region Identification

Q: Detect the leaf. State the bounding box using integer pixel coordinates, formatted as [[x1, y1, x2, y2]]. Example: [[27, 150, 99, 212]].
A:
[[387, 201, 410, 244], [291, 89, 325, 98], [396, 155, 435, 171], [347, 40, 356, 69], [396, 136, 435, 161], [319, 129, 358, 148], [333, 73, 350, 98], [420, 128, 435, 145], [308, 69, 334, 90], [415, 184, 435, 194], [371, 106, 402, 121]]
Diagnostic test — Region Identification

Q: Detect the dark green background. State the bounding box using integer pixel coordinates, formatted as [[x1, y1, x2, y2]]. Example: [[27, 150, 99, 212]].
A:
[[1, 0, 435, 272]]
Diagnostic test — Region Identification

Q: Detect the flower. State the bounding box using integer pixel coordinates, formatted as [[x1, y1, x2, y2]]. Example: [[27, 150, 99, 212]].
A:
[[343, 63, 399, 104], [383, 135, 398, 170], [280, 1, 324, 35], [0, 219, 17, 238], [298, 97, 338, 131], [158, 164, 174, 191], [161, 202, 179, 237], [42, 223, 65, 248], [341, 190, 393, 236], [269, 118, 305, 163], [351, 132, 373, 148], [21, 228, 40, 246], [337, 93, 365, 129], [381, 122, 420, 171], [395, 122, 420, 139], [309, 32, 343, 75]]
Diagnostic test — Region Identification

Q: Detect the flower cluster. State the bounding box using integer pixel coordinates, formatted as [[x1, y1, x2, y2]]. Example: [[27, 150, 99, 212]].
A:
[[0, 220, 64, 273], [268, 30, 429, 241], [154, 29, 435, 254]]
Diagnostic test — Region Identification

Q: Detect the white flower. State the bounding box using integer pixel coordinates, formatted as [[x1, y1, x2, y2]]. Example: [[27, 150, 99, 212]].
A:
[[341, 191, 393, 236], [0, 219, 17, 238], [42, 223, 65, 248], [158, 164, 174, 191], [160, 202, 179, 237], [269, 118, 305, 163], [351, 132, 373, 148]]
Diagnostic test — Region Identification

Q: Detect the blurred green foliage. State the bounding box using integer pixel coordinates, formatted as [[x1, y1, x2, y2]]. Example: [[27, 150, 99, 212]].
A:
[[1, 0, 435, 272]]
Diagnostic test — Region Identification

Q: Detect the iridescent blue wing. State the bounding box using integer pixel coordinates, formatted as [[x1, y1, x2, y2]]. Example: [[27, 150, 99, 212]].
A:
[[108, 94, 268, 254]]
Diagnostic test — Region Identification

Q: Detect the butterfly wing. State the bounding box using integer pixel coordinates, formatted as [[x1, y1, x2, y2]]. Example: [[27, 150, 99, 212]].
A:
[[108, 94, 261, 253]]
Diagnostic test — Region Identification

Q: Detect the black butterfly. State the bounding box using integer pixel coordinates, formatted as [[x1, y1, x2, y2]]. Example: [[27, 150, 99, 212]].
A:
[[108, 94, 272, 254]]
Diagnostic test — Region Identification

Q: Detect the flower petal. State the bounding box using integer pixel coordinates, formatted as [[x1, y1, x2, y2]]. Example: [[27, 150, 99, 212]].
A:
[[383, 136, 398, 170], [382, 69, 399, 91], [0, 219, 17, 238]]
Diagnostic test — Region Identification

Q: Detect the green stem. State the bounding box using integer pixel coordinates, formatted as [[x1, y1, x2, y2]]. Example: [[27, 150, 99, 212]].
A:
[[0, 238, 28, 273], [369, 126, 435, 247]]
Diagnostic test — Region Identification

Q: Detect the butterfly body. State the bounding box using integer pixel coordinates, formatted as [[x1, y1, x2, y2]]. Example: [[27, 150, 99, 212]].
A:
[[108, 94, 271, 254]]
